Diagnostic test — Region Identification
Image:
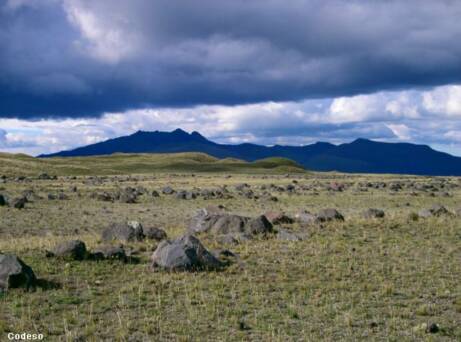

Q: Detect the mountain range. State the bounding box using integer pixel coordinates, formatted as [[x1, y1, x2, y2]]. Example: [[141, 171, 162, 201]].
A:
[[39, 129, 461, 176]]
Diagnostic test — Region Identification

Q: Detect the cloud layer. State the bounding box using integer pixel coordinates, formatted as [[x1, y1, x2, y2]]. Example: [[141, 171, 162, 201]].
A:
[[2, 85, 461, 156], [1, 0, 461, 118]]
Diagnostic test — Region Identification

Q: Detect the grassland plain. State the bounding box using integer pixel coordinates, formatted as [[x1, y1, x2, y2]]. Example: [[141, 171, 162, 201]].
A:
[[0, 153, 460, 341]]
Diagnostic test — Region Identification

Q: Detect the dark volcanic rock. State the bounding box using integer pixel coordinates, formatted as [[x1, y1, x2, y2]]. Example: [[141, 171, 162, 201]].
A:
[[144, 227, 168, 241], [48, 240, 87, 260], [10, 196, 27, 209], [0, 254, 37, 291], [101, 222, 144, 242], [264, 211, 294, 225], [246, 215, 273, 234], [151, 235, 222, 271], [0, 194, 7, 206], [92, 245, 127, 261]]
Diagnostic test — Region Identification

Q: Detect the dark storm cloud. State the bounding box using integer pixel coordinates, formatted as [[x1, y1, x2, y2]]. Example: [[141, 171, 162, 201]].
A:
[[1, 0, 461, 119]]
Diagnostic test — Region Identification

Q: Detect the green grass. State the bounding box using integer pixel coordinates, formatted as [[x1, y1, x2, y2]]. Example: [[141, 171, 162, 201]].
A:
[[0, 152, 306, 176], [0, 165, 460, 340]]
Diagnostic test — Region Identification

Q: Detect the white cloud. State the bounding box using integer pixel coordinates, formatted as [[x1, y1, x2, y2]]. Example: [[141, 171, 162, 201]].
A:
[[1, 85, 461, 156], [422, 85, 461, 117]]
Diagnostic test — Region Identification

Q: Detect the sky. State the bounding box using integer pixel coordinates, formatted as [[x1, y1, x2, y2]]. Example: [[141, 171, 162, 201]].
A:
[[1, 0, 461, 156]]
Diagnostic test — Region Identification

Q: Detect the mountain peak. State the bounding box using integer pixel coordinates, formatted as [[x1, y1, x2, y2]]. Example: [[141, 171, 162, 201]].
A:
[[38, 130, 461, 176], [172, 128, 188, 135]]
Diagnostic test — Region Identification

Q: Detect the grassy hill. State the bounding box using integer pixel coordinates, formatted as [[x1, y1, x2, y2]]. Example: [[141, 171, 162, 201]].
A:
[[0, 152, 305, 176]]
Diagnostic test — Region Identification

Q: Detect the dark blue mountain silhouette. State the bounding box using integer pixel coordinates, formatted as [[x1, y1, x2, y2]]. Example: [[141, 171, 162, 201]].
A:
[[39, 129, 461, 176]]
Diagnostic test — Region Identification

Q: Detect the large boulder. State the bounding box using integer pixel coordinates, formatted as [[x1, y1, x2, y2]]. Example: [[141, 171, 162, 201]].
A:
[[246, 215, 273, 234], [47, 240, 87, 260], [151, 235, 222, 271], [0, 254, 37, 291], [101, 222, 144, 242], [188, 209, 273, 236]]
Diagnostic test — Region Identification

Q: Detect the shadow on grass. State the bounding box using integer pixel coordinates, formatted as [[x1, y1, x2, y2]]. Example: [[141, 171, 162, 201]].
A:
[[35, 278, 61, 291]]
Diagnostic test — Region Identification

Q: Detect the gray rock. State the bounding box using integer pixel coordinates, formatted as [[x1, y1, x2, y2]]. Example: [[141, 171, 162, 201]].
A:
[[316, 208, 344, 222], [0, 254, 36, 291], [264, 211, 294, 224], [188, 209, 273, 237], [277, 229, 306, 241], [10, 196, 27, 209], [144, 227, 167, 241], [246, 215, 273, 234], [48, 240, 87, 260], [101, 222, 144, 242], [419, 204, 451, 218], [92, 245, 127, 261], [363, 208, 385, 219], [295, 211, 317, 225], [216, 233, 253, 245], [162, 186, 175, 195], [211, 214, 248, 235], [119, 191, 137, 203], [151, 235, 222, 271]]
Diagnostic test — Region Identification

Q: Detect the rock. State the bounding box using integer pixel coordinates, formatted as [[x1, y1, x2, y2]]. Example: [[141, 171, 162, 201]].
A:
[[47, 193, 57, 200], [363, 208, 385, 219], [96, 192, 113, 202], [151, 235, 222, 271], [119, 191, 137, 203], [162, 186, 175, 195], [38, 173, 54, 180], [419, 204, 450, 218], [316, 208, 344, 222], [48, 240, 87, 260], [57, 192, 68, 200], [246, 215, 273, 234], [264, 211, 294, 225], [277, 229, 306, 241], [0, 194, 7, 206], [151, 190, 160, 197], [295, 211, 317, 225], [22, 190, 40, 202], [92, 245, 127, 261], [188, 209, 273, 238], [101, 222, 144, 243], [216, 233, 253, 245], [10, 196, 27, 209], [426, 323, 440, 334], [0, 254, 37, 291], [144, 227, 168, 241], [212, 215, 249, 235], [176, 190, 196, 200]]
